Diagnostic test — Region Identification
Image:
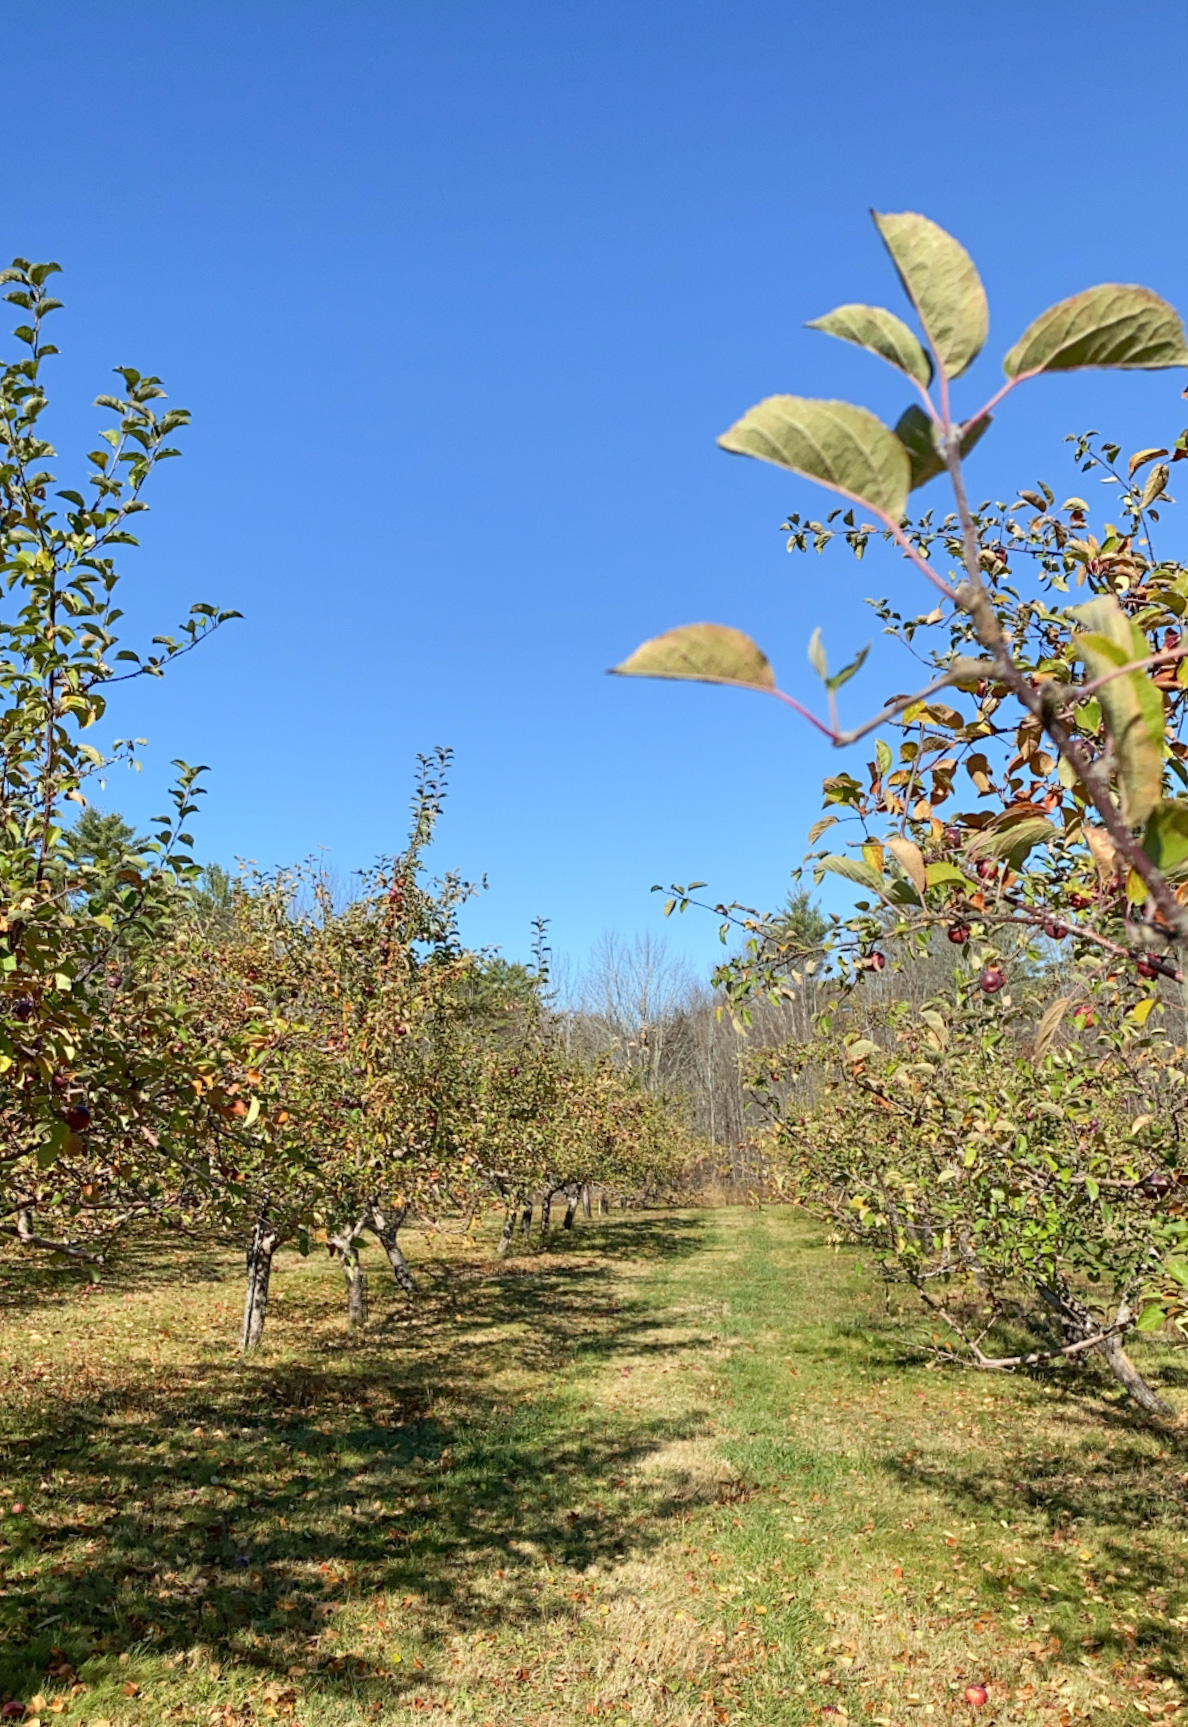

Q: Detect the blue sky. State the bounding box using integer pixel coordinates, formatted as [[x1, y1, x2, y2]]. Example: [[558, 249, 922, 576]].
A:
[[10, 0, 1188, 974]]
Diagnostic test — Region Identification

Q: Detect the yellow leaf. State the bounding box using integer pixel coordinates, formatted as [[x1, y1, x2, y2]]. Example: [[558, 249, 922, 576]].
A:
[[612, 623, 775, 692], [886, 834, 927, 896], [1034, 997, 1071, 1058]]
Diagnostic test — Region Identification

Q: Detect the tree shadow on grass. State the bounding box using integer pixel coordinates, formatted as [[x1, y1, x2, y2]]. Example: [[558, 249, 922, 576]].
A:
[[880, 1388, 1188, 1687], [0, 1213, 720, 1712]]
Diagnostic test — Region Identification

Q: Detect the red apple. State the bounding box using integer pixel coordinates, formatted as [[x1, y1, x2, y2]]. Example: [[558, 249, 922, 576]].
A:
[[947, 924, 971, 945], [979, 966, 1005, 994], [964, 1683, 988, 1707]]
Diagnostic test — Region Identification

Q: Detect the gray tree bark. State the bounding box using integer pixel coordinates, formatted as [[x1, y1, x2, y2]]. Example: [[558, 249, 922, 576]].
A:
[[344, 1249, 368, 1329], [519, 1199, 533, 1238], [496, 1204, 518, 1258], [562, 1186, 580, 1230], [581, 1184, 592, 1220], [241, 1203, 280, 1354], [1039, 1283, 1173, 1417], [367, 1203, 418, 1294]]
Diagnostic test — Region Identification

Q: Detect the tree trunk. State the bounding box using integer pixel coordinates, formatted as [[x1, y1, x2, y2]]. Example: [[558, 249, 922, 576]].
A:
[[519, 1199, 533, 1238], [540, 1190, 553, 1235], [598, 1193, 609, 1215], [1038, 1283, 1173, 1417], [367, 1203, 418, 1295], [496, 1204, 518, 1258], [343, 1249, 368, 1330], [1098, 1327, 1173, 1417], [241, 1203, 280, 1354], [562, 1186, 580, 1230], [581, 1184, 592, 1220]]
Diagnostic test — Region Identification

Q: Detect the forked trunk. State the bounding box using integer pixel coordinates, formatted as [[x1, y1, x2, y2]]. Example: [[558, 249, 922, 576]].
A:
[[1098, 1327, 1173, 1417], [241, 1203, 280, 1354], [368, 1203, 418, 1294], [1039, 1283, 1173, 1418]]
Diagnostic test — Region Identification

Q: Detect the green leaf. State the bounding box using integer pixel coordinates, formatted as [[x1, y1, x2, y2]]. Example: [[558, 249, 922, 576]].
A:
[[718, 396, 910, 521], [924, 860, 976, 890], [817, 853, 886, 894], [894, 404, 992, 490], [807, 627, 828, 681], [1143, 800, 1188, 877], [872, 210, 989, 380], [1135, 1302, 1167, 1333], [1003, 285, 1188, 379], [1072, 596, 1165, 827], [846, 1038, 881, 1062], [968, 814, 1059, 867], [612, 623, 775, 691], [805, 303, 932, 386], [827, 643, 870, 692]]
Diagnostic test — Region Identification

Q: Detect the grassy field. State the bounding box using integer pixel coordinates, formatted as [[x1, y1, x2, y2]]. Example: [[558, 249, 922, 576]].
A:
[[2, 1207, 1188, 1726]]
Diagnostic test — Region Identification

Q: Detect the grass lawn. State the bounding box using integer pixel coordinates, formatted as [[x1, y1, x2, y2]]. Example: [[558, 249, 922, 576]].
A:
[[1, 1206, 1187, 1725]]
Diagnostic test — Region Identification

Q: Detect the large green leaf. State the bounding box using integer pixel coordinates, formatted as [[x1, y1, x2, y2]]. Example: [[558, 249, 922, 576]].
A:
[[611, 623, 775, 691], [967, 811, 1059, 867], [1143, 799, 1188, 878], [894, 404, 992, 490], [1072, 595, 1165, 827], [718, 396, 910, 522], [805, 303, 932, 387], [816, 853, 886, 895], [1004, 285, 1188, 379], [872, 211, 989, 380]]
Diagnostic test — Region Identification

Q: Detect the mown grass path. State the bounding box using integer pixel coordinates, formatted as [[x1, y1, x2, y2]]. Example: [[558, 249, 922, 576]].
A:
[[1, 1209, 1187, 1725]]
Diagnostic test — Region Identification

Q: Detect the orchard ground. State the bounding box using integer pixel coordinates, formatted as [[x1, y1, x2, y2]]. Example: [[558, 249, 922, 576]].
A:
[[3, 1210, 1188, 1726]]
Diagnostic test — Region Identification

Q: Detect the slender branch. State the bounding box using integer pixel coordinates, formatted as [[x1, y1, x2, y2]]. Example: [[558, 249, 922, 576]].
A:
[[832, 659, 996, 746], [882, 515, 962, 602], [1064, 642, 1187, 704], [939, 433, 1188, 941], [0, 1219, 102, 1263], [913, 1275, 1132, 1371], [967, 373, 1028, 429]]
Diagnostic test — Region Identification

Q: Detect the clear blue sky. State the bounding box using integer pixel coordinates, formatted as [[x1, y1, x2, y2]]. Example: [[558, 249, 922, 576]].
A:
[[11, 1, 1188, 973]]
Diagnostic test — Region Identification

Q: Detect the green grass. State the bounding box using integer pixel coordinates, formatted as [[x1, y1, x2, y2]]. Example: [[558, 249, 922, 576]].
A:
[[2, 1208, 1187, 1725]]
